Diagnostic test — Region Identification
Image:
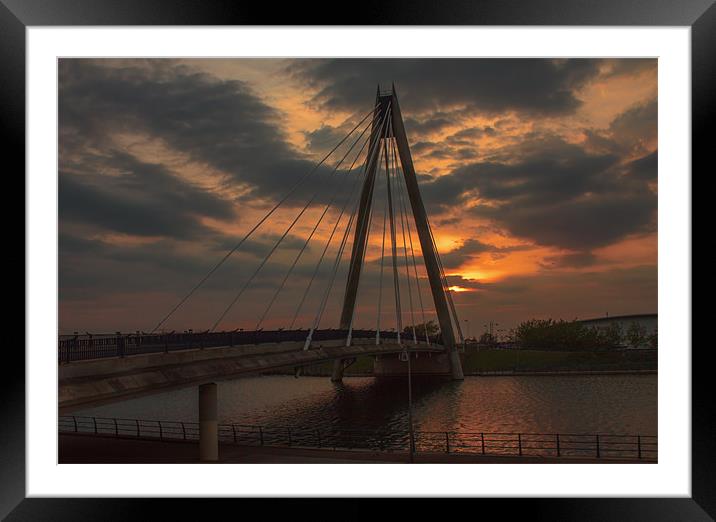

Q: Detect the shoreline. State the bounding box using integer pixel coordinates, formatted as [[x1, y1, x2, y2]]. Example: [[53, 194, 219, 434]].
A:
[[464, 368, 657, 377], [58, 433, 655, 464], [264, 368, 657, 378]]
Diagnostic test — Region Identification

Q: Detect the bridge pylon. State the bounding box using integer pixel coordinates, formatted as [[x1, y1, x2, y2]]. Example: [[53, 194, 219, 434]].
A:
[[333, 85, 464, 382]]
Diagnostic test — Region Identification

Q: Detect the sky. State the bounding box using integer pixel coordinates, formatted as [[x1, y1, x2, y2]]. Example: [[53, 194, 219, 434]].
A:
[[58, 58, 657, 336]]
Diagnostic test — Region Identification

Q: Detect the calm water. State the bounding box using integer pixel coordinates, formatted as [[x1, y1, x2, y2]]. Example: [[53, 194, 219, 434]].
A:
[[77, 374, 657, 436]]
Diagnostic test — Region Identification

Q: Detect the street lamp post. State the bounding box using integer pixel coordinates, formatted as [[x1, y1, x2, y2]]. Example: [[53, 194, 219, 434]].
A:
[[516, 342, 521, 372]]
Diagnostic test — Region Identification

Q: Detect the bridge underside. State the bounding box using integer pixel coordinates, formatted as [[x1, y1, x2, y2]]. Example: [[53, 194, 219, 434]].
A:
[[59, 339, 446, 414], [373, 352, 452, 376]]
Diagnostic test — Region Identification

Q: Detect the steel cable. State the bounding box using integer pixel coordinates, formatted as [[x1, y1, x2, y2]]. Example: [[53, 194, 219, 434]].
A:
[[392, 139, 418, 344], [253, 124, 375, 331], [210, 112, 377, 332], [310, 107, 393, 338], [289, 107, 390, 330], [150, 106, 378, 333], [393, 142, 431, 345]]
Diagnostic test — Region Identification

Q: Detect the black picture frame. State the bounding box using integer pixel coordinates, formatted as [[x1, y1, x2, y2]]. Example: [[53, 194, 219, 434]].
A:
[[4, 0, 709, 519]]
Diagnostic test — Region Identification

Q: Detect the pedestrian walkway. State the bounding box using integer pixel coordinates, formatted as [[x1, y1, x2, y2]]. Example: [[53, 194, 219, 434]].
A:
[[59, 433, 652, 464]]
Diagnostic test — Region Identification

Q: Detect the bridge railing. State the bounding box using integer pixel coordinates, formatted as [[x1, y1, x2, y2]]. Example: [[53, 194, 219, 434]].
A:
[[58, 329, 438, 363], [59, 415, 657, 461]]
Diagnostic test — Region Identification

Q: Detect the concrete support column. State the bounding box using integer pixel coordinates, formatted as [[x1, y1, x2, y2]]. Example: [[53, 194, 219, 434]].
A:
[[448, 350, 464, 380], [330, 359, 345, 382], [199, 382, 218, 462]]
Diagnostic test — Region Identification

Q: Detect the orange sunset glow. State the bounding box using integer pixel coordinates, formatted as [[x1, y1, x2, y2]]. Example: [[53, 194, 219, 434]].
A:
[[59, 58, 657, 336]]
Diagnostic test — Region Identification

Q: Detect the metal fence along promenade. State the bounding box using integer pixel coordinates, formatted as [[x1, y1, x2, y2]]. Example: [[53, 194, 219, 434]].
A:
[[58, 329, 434, 363], [59, 415, 657, 461]]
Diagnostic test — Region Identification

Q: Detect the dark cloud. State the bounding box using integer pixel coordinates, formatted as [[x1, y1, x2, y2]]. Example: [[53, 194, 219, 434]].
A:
[[474, 194, 655, 251], [301, 109, 372, 155], [441, 238, 531, 269], [420, 145, 480, 162], [59, 233, 211, 296], [419, 133, 655, 250], [59, 59, 360, 210], [403, 112, 459, 137], [422, 147, 460, 161], [599, 59, 657, 79], [303, 124, 350, 154], [446, 126, 497, 145], [59, 151, 236, 239], [626, 150, 658, 181], [584, 98, 657, 156], [427, 138, 601, 207], [444, 274, 491, 291], [539, 251, 598, 269], [610, 99, 657, 141], [444, 274, 531, 297], [58, 226, 354, 323], [455, 148, 479, 160], [411, 141, 438, 155], [288, 58, 609, 116]]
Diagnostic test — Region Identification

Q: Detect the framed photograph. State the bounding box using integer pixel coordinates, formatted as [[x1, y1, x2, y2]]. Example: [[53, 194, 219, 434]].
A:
[[6, 0, 710, 518]]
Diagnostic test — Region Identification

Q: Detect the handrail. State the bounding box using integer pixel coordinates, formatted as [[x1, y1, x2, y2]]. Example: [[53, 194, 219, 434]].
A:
[[59, 415, 657, 460], [58, 329, 442, 363]]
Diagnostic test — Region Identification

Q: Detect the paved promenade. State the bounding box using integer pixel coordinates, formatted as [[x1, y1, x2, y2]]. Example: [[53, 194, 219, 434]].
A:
[[59, 433, 652, 464]]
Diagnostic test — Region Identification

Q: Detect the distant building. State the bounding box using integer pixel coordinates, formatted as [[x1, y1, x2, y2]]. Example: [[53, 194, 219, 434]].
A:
[[578, 313, 657, 348]]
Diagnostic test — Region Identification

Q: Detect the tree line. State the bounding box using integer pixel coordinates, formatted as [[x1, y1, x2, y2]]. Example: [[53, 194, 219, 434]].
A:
[[513, 318, 657, 351], [400, 318, 657, 351]]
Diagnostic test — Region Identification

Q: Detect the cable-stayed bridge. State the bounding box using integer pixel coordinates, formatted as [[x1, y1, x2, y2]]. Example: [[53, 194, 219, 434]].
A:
[[59, 86, 467, 459]]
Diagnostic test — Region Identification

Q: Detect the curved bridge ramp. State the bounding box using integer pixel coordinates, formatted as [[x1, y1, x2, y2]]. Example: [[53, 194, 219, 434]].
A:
[[59, 338, 444, 413]]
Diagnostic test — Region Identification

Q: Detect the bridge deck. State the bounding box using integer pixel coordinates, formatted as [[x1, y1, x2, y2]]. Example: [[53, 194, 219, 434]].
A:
[[59, 338, 444, 413]]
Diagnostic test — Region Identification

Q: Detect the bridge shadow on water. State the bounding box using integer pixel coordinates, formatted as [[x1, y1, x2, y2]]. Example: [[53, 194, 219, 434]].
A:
[[239, 375, 463, 437]]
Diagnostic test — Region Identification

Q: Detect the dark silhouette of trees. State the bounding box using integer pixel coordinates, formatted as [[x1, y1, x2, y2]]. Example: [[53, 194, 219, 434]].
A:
[[626, 321, 648, 348], [402, 319, 439, 339], [514, 318, 625, 351], [478, 332, 498, 346]]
